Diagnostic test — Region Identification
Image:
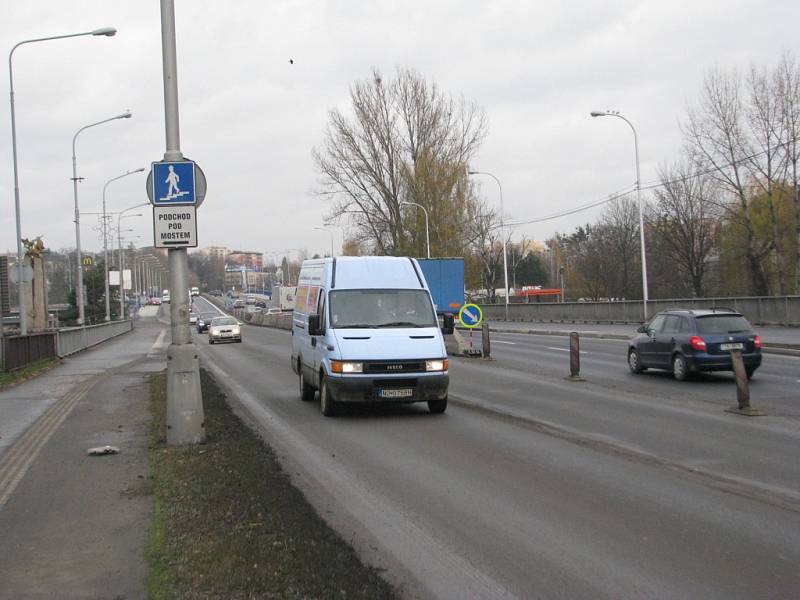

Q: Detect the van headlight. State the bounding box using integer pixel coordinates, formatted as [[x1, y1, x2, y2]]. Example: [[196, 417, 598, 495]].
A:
[[426, 359, 448, 372], [331, 360, 363, 374]]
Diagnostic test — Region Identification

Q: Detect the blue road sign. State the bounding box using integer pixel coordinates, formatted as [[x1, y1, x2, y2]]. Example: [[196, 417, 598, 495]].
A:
[[152, 161, 196, 205], [459, 303, 483, 328]]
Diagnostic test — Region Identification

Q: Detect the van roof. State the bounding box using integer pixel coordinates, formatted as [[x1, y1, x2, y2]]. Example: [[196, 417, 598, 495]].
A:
[[303, 256, 426, 290]]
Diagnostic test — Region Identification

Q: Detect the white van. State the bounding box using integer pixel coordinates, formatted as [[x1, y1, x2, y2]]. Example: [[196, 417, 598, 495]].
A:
[[162, 289, 171, 303], [291, 256, 454, 416]]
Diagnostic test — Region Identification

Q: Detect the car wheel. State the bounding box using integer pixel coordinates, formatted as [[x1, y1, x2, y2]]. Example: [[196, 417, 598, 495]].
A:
[[209, 339, 214, 345], [299, 363, 315, 402], [628, 349, 645, 374], [672, 354, 689, 381], [745, 367, 756, 380], [319, 375, 338, 417], [428, 395, 448, 414]]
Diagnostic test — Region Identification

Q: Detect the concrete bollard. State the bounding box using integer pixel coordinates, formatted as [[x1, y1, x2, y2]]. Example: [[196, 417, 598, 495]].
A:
[[481, 322, 491, 359], [564, 331, 585, 382], [725, 349, 765, 416]]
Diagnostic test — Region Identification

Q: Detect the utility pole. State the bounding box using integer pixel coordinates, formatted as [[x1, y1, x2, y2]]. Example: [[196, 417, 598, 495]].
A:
[[160, 0, 204, 445]]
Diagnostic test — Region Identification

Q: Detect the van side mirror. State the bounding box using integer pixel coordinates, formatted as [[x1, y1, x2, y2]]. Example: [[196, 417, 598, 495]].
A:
[[442, 313, 455, 335], [636, 325, 647, 334], [308, 314, 322, 336]]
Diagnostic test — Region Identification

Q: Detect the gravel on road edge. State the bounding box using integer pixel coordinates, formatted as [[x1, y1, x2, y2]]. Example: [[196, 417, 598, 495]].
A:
[[146, 369, 397, 600]]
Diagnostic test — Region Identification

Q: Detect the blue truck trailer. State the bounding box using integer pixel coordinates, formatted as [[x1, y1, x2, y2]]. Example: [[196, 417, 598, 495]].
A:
[[417, 258, 464, 316]]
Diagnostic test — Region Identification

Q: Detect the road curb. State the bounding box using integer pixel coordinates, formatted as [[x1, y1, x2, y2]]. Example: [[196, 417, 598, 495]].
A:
[[472, 325, 800, 356]]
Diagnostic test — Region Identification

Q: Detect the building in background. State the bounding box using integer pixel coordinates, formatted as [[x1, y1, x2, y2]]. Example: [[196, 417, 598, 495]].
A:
[[227, 250, 263, 271]]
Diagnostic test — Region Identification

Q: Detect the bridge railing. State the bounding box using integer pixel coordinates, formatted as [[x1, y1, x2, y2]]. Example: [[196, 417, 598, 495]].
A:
[[56, 320, 134, 358]]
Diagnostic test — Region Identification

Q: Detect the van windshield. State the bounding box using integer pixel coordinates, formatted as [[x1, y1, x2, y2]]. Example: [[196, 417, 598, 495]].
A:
[[329, 289, 436, 328]]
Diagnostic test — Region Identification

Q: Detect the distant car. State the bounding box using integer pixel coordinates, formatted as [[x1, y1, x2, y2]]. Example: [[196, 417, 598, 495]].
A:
[[190, 286, 199, 297], [189, 312, 199, 325], [208, 316, 242, 344], [255, 300, 267, 308], [232, 299, 245, 309], [148, 297, 162, 306], [197, 312, 217, 333], [628, 308, 762, 380], [265, 307, 282, 315]]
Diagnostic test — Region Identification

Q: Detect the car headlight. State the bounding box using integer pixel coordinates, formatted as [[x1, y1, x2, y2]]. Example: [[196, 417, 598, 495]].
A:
[[331, 360, 363, 374], [426, 359, 448, 372], [231, 327, 240, 335], [210, 330, 220, 336]]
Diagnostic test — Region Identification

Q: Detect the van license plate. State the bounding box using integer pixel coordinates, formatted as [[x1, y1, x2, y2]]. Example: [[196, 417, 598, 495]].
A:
[[378, 388, 413, 399], [721, 342, 744, 350]]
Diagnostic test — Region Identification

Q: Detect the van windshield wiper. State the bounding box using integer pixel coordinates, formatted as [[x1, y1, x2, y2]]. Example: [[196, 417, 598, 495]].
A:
[[337, 323, 374, 329], [375, 321, 425, 328]]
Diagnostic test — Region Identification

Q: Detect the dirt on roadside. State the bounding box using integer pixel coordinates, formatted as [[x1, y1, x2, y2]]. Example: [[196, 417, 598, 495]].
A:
[[147, 369, 397, 600]]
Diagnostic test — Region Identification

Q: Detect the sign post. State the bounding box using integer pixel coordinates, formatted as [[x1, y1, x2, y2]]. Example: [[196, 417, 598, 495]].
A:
[[155, 0, 204, 445]]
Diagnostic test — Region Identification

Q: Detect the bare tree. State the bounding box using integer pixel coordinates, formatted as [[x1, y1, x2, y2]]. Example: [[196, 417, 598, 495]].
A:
[[775, 52, 800, 293], [651, 160, 720, 297], [683, 67, 772, 295], [314, 67, 487, 255]]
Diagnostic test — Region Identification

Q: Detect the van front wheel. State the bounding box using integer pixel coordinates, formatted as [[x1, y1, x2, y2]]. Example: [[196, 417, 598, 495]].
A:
[[299, 364, 315, 402], [428, 395, 448, 414], [320, 375, 338, 417]]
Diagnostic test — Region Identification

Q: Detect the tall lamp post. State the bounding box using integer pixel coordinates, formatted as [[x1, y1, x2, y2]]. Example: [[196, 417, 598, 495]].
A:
[[8, 26, 117, 335], [468, 170, 509, 321], [102, 168, 144, 321], [400, 201, 430, 259], [72, 110, 132, 325], [590, 110, 649, 320], [117, 203, 148, 318], [314, 227, 335, 257]]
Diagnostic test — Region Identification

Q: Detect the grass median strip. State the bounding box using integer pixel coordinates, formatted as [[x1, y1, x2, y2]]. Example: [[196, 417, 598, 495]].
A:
[[146, 369, 396, 599]]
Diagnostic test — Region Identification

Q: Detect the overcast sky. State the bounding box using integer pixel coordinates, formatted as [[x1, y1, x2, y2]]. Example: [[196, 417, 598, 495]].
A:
[[2, 1, 799, 263]]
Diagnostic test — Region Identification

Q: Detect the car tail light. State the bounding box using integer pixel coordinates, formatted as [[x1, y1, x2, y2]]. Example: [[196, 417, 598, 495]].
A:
[[753, 335, 762, 349], [689, 336, 707, 351]]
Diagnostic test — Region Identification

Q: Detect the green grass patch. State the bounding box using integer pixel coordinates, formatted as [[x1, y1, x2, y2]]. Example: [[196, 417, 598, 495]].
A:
[[146, 370, 396, 599], [0, 357, 60, 389]]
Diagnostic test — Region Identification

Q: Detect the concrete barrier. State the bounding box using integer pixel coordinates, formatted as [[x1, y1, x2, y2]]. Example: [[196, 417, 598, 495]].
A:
[[479, 295, 800, 326]]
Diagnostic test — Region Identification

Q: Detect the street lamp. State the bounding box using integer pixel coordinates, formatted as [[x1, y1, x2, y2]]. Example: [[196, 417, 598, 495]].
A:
[[102, 168, 144, 321], [314, 227, 335, 257], [8, 26, 117, 335], [72, 110, 132, 325], [590, 110, 649, 320], [117, 202, 148, 318], [468, 170, 510, 321], [400, 201, 430, 259]]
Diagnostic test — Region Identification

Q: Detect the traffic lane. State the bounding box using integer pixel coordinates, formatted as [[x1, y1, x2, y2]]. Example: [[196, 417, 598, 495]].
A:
[[195, 322, 800, 599], [447, 353, 800, 508], [197, 319, 800, 500], [192, 295, 226, 316], [488, 332, 800, 418]]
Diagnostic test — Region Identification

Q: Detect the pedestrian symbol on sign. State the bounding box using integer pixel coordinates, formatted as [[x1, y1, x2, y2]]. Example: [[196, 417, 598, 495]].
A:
[[151, 161, 196, 205]]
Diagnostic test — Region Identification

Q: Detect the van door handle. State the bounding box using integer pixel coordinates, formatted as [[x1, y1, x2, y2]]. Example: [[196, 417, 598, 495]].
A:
[[311, 338, 317, 347]]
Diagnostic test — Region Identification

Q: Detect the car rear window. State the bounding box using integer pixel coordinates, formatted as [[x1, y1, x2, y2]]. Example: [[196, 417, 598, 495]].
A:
[[695, 315, 752, 334]]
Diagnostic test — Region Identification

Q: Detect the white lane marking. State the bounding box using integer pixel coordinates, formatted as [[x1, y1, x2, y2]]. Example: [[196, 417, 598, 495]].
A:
[[493, 340, 516, 345], [547, 347, 588, 354], [148, 329, 168, 357]]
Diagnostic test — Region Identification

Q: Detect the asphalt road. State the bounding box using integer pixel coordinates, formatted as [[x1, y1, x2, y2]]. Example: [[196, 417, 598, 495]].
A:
[[190, 296, 800, 600]]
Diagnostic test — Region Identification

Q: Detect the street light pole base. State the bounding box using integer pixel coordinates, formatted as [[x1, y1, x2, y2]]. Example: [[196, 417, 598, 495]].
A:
[[725, 406, 765, 417], [166, 342, 205, 445]]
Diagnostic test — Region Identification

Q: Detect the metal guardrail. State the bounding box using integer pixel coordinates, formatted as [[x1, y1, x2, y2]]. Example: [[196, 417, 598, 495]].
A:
[[1, 332, 58, 371], [56, 320, 134, 358]]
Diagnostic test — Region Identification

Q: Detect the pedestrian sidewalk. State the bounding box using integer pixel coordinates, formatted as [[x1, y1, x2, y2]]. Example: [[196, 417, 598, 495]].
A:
[[0, 308, 166, 600]]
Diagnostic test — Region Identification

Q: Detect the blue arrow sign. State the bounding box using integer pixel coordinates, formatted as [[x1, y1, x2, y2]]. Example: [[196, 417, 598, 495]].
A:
[[459, 303, 483, 328], [152, 161, 196, 205]]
